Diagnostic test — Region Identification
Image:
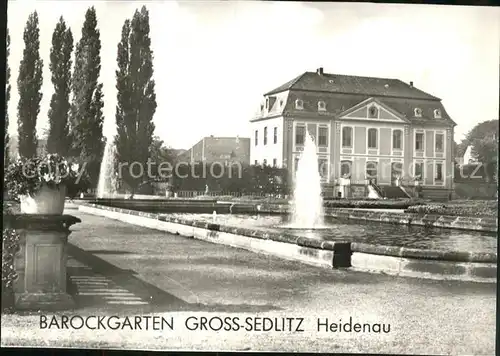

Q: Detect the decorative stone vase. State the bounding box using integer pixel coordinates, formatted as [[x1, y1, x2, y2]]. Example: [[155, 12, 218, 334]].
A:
[[20, 185, 67, 215]]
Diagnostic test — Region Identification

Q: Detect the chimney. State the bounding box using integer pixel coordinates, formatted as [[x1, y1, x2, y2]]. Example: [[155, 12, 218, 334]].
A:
[[317, 67, 324, 75], [409, 81, 414, 88]]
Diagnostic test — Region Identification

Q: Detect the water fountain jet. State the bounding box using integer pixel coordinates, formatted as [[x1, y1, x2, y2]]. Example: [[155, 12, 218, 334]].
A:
[[283, 131, 326, 230], [96, 136, 118, 199]]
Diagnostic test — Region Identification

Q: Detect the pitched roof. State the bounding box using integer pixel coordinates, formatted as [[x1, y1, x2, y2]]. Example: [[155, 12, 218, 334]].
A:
[[265, 71, 440, 101], [271, 91, 456, 126], [202, 137, 250, 162], [377, 97, 456, 126]]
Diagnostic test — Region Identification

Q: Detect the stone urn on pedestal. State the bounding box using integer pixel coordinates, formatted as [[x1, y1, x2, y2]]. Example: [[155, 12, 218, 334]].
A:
[[4, 154, 83, 311], [19, 184, 67, 214]]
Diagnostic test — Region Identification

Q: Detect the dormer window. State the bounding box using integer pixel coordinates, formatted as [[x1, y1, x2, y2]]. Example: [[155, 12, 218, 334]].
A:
[[414, 108, 422, 117], [318, 100, 326, 111], [368, 106, 378, 118], [295, 99, 304, 110], [434, 109, 442, 119]]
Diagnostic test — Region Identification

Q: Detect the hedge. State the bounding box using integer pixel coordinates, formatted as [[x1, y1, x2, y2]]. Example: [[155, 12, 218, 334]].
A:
[[324, 199, 417, 209], [170, 163, 290, 195], [405, 201, 497, 217], [2, 204, 21, 313]]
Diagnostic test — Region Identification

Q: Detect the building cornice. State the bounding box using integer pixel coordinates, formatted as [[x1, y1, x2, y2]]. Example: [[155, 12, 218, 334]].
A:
[[250, 114, 284, 122], [284, 88, 442, 102]]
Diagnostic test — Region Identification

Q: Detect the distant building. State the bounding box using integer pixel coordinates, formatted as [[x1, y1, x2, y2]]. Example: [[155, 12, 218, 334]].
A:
[[8, 136, 48, 159], [457, 145, 477, 166], [180, 136, 250, 165], [250, 67, 457, 199]]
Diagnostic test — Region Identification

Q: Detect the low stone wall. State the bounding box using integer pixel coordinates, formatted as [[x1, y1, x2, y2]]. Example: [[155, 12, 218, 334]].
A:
[[89, 199, 496, 233], [326, 208, 497, 233], [79, 203, 351, 270], [79, 203, 497, 283], [351, 242, 496, 263]]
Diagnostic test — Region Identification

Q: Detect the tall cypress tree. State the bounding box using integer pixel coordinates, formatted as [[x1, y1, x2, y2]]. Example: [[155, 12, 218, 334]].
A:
[[5, 28, 11, 165], [115, 6, 157, 193], [17, 12, 43, 158], [70, 6, 104, 188], [115, 19, 132, 171], [47, 17, 73, 155]]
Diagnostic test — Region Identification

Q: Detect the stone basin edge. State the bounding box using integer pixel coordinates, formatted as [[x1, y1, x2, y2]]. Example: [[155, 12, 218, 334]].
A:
[[78, 200, 497, 233], [81, 203, 497, 264]]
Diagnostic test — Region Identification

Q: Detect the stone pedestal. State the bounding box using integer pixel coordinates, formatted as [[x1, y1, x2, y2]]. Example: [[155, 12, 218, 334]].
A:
[[3, 214, 81, 311]]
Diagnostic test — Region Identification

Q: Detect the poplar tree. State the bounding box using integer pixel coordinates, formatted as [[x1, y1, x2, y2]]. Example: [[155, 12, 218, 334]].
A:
[[115, 6, 157, 193], [5, 29, 11, 165], [69, 6, 104, 188], [47, 17, 73, 155], [17, 12, 43, 158]]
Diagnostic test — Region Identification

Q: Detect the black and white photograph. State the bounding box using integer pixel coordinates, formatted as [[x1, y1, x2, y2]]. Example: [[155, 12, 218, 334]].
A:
[[1, 0, 498, 354]]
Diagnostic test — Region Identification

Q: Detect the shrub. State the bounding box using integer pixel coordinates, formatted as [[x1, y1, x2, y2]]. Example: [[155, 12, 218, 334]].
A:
[[2, 206, 21, 313], [323, 199, 415, 209], [405, 205, 448, 215], [405, 201, 497, 217], [5, 153, 88, 200], [171, 163, 290, 195]]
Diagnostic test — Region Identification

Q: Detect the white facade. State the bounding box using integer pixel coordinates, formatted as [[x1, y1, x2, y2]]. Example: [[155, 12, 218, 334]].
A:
[[250, 116, 284, 167], [291, 120, 332, 182]]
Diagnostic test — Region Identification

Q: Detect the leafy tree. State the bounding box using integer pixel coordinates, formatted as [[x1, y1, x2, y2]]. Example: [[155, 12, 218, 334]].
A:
[[17, 12, 43, 158], [463, 120, 499, 182], [4, 29, 10, 166], [69, 6, 104, 188], [150, 136, 179, 165], [455, 139, 468, 159], [47, 17, 73, 155], [115, 7, 157, 194]]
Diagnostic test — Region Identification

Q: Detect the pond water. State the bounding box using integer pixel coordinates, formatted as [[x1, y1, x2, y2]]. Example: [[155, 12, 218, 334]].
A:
[[162, 213, 497, 254]]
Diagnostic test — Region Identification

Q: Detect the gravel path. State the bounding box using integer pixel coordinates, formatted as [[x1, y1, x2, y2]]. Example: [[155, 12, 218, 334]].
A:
[[1, 210, 496, 354]]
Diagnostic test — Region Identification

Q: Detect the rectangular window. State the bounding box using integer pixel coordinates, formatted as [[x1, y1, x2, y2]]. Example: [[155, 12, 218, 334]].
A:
[[342, 127, 352, 148], [255, 130, 258, 146], [435, 163, 443, 181], [393, 130, 402, 150], [368, 128, 378, 149], [415, 132, 424, 151], [273, 127, 278, 144], [273, 158, 277, 167], [435, 133, 444, 152], [414, 162, 424, 178], [295, 126, 305, 145], [263, 159, 267, 166], [263, 127, 268, 145], [318, 127, 328, 147]]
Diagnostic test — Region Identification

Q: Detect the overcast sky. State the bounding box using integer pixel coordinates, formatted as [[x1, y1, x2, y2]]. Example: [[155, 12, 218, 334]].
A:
[[7, 1, 500, 149]]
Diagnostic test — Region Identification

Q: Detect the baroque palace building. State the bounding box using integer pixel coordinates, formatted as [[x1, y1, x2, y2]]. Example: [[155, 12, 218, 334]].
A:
[[250, 68, 456, 199]]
